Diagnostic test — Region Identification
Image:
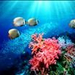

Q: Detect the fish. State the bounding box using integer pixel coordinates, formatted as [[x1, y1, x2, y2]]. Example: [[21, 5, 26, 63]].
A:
[[8, 29, 20, 39], [27, 18, 39, 26], [13, 17, 26, 27], [69, 19, 75, 29]]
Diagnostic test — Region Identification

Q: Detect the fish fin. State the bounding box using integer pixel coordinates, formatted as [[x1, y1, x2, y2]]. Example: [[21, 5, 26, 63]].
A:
[[36, 20, 39, 25]]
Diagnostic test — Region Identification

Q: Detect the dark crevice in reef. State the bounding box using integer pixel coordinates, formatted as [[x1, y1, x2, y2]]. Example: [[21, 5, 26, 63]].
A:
[[67, 32, 75, 43]]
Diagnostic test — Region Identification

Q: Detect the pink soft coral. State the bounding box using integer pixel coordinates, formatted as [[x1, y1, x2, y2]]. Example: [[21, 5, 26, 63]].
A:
[[29, 34, 61, 75]]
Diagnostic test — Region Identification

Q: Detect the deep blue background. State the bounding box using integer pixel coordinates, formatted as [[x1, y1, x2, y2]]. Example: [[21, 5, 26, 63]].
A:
[[0, 1, 75, 71]]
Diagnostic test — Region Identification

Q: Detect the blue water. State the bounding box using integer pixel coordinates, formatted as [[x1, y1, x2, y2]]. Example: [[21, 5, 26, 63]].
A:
[[0, 1, 75, 72]]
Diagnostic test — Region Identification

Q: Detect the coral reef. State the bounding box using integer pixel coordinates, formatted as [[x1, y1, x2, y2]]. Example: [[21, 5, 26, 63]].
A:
[[29, 34, 61, 75], [64, 44, 75, 62], [1, 33, 75, 75]]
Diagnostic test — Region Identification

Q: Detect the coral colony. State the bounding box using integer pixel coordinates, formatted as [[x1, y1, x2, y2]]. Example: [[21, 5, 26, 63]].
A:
[[65, 44, 75, 62], [29, 34, 61, 75]]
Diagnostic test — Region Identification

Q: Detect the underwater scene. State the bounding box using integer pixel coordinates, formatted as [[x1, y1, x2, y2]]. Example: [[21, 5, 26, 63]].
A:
[[0, 1, 75, 75]]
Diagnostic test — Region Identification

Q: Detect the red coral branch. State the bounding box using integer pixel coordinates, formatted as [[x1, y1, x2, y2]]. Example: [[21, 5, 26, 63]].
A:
[[29, 34, 61, 75]]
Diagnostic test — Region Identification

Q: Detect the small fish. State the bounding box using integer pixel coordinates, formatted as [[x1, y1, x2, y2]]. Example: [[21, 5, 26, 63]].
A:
[[69, 19, 75, 29], [8, 29, 20, 39], [27, 18, 39, 26], [13, 17, 26, 27]]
